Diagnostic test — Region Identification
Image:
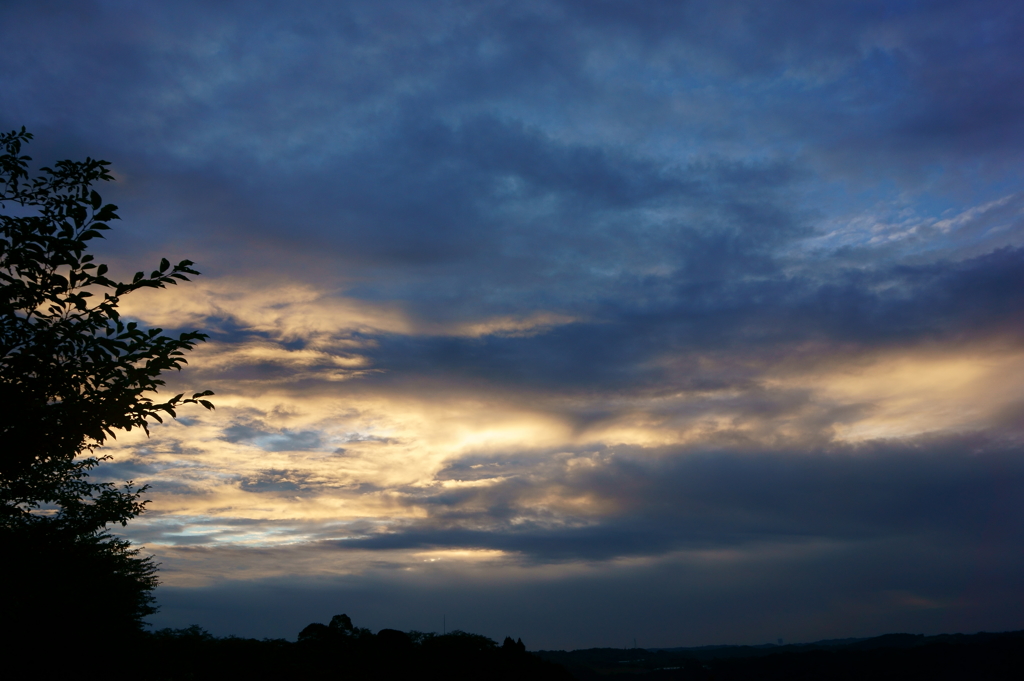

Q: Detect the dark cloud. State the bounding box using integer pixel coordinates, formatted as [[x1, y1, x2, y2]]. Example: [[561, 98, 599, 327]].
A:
[[222, 423, 323, 451], [96, 458, 160, 482], [329, 434, 1024, 561], [340, 433, 399, 445], [354, 245, 1024, 396], [4, 1, 1022, 273], [239, 469, 305, 494]]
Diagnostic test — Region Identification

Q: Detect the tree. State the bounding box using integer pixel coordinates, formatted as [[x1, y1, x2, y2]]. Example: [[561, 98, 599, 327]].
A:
[[0, 127, 214, 638]]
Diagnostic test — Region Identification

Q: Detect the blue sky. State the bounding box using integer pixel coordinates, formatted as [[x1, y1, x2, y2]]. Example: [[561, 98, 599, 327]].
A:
[[3, 0, 1024, 648]]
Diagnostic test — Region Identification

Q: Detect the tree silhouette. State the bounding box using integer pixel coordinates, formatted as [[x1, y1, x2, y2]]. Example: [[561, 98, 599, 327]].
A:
[[0, 127, 213, 639]]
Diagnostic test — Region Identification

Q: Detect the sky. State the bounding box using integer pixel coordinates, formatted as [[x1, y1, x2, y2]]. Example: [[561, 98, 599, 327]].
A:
[[3, 0, 1024, 649]]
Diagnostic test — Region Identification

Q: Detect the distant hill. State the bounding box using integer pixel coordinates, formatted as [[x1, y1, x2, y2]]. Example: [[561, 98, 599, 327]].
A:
[[535, 630, 1024, 680]]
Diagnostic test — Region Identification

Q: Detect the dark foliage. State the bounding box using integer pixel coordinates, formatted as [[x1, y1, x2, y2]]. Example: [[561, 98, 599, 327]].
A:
[[0, 127, 212, 640], [55, 615, 573, 681], [289, 614, 570, 681], [4, 520, 158, 641]]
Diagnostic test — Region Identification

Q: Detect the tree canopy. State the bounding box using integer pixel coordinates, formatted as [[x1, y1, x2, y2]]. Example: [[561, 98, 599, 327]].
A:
[[0, 127, 213, 637]]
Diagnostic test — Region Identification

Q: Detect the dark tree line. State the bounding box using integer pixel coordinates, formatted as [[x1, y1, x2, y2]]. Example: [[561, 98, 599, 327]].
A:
[[129, 614, 568, 681]]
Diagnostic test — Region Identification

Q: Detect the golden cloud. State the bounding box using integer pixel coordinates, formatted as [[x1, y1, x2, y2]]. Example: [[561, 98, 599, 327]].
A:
[[103, 278, 1024, 585]]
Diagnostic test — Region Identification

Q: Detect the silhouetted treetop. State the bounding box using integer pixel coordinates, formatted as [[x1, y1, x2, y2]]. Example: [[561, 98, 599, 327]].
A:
[[1, 127, 213, 513]]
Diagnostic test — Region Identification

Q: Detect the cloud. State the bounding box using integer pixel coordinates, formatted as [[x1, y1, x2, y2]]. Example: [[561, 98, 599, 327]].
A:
[[222, 425, 324, 452], [127, 428, 1024, 646]]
